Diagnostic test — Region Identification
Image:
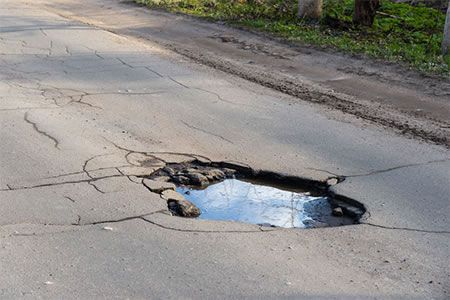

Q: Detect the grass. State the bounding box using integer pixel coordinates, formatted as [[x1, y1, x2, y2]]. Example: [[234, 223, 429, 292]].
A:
[[136, 0, 450, 75]]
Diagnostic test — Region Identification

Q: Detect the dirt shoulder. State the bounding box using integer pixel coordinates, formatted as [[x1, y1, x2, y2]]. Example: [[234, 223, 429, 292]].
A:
[[39, 0, 450, 146]]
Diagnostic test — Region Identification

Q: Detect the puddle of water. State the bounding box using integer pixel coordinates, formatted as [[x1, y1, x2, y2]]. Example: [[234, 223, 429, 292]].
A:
[[176, 179, 354, 228]]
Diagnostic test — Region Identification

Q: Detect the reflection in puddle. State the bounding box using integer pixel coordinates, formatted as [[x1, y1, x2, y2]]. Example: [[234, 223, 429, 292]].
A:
[[176, 179, 353, 228]]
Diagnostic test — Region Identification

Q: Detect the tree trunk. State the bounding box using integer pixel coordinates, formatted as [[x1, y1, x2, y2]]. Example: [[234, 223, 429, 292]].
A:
[[298, 0, 323, 19], [353, 0, 381, 26], [443, 0, 450, 55]]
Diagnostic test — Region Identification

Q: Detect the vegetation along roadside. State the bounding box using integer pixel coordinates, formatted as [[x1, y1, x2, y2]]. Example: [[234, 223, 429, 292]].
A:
[[136, 0, 450, 76]]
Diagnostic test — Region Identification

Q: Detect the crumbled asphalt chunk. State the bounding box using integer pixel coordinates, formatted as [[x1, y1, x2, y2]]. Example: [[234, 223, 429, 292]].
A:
[[142, 178, 176, 193]]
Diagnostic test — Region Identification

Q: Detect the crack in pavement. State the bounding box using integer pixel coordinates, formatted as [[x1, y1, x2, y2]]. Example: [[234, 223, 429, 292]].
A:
[[116, 57, 134, 68], [7, 228, 82, 237], [3, 35, 53, 56], [39, 28, 48, 37], [7, 82, 70, 109], [1, 150, 137, 193], [82, 153, 116, 178], [0, 174, 125, 192], [44, 165, 131, 179], [0, 106, 57, 112], [0, 211, 274, 234], [190, 86, 240, 106], [67, 91, 165, 109], [87, 181, 106, 194], [101, 137, 149, 154], [82, 210, 167, 225], [102, 136, 212, 164], [2, 212, 447, 234], [64, 195, 75, 203], [116, 167, 142, 185], [168, 76, 189, 89], [344, 158, 450, 178], [123, 151, 163, 166], [2, 64, 52, 77], [23, 111, 60, 149], [75, 214, 81, 225], [165, 76, 246, 106], [145, 66, 163, 77], [83, 46, 104, 59], [361, 222, 450, 234], [101, 142, 249, 179], [82, 153, 121, 193], [139, 216, 274, 233], [181, 120, 234, 144], [0, 148, 155, 193], [307, 158, 450, 181], [6, 81, 164, 112], [68, 94, 102, 109], [305, 167, 340, 177], [49, 40, 53, 56]]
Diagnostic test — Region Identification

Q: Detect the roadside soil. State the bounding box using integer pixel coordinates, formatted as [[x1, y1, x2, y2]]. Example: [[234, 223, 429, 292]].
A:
[[39, 0, 450, 146]]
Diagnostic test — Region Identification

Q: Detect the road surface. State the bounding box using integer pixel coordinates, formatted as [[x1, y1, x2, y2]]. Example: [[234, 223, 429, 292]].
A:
[[0, 0, 449, 298]]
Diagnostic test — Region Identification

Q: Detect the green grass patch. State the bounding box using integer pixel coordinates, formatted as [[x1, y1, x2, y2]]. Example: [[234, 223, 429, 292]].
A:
[[136, 0, 449, 75]]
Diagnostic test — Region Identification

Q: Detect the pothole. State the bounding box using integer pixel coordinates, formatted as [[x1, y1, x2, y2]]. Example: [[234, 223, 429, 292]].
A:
[[143, 160, 365, 229]]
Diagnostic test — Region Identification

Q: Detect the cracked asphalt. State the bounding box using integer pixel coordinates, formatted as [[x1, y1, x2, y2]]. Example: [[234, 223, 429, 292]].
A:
[[1, 0, 449, 298]]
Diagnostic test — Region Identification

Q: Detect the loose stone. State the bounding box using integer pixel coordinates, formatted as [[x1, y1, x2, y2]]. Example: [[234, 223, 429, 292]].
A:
[[222, 168, 237, 177], [162, 166, 176, 176], [185, 172, 209, 186], [153, 176, 171, 182], [332, 207, 344, 217], [172, 175, 190, 185], [183, 168, 200, 174], [204, 169, 226, 181], [160, 189, 201, 218], [161, 190, 185, 201], [168, 199, 201, 218], [326, 178, 339, 186]]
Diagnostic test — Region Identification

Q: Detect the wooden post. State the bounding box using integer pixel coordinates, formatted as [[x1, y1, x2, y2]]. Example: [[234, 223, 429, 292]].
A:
[[443, 1, 450, 55], [353, 0, 380, 26]]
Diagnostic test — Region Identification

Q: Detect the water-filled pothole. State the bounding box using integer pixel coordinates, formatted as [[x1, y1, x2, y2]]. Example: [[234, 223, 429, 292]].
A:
[[177, 179, 355, 228], [145, 161, 365, 229]]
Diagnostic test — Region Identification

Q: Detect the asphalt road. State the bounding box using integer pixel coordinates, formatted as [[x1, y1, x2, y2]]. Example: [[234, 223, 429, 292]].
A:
[[36, 0, 450, 146], [0, 0, 449, 298]]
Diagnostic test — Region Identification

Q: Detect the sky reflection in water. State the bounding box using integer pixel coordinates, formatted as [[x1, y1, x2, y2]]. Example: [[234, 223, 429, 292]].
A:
[[176, 179, 332, 228]]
